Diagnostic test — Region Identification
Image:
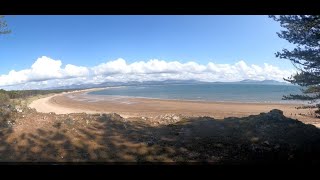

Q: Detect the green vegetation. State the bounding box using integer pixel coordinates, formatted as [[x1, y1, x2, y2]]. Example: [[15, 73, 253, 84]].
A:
[[0, 91, 10, 106], [3, 88, 82, 108], [271, 15, 320, 114], [0, 89, 78, 99], [0, 88, 78, 127], [0, 15, 11, 35]]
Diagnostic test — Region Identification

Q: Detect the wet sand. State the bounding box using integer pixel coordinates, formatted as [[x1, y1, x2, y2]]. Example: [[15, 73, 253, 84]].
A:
[[28, 88, 319, 125]]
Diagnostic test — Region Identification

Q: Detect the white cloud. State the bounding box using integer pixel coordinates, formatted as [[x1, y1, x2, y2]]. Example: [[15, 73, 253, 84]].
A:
[[0, 56, 296, 90], [64, 64, 90, 77], [0, 56, 90, 87], [28, 56, 64, 81], [92, 58, 130, 75]]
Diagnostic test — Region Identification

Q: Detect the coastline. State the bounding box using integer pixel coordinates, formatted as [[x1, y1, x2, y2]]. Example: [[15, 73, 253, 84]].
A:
[[28, 88, 319, 125], [85, 93, 308, 105], [87, 83, 304, 105], [28, 87, 110, 114]]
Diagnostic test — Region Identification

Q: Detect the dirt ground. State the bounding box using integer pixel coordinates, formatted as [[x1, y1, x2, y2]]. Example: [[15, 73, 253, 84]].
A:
[[1, 105, 320, 163]]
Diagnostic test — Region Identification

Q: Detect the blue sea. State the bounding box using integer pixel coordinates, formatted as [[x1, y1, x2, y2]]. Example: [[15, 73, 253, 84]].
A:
[[88, 83, 306, 104]]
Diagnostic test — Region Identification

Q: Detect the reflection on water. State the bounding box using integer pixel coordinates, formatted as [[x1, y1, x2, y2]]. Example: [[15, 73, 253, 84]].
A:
[[86, 84, 309, 104]]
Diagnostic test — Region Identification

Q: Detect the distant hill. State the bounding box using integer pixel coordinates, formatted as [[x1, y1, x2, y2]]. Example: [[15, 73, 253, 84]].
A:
[[239, 79, 261, 83], [45, 79, 290, 90], [237, 79, 289, 85], [44, 79, 205, 90]]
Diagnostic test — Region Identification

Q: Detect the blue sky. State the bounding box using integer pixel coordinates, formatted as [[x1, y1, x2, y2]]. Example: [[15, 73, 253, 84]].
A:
[[0, 15, 296, 89]]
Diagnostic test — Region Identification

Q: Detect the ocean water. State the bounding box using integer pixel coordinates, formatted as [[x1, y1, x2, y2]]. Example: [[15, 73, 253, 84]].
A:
[[88, 83, 306, 104]]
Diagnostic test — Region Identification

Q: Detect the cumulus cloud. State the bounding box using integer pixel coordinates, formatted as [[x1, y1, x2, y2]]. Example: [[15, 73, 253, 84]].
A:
[[64, 64, 90, 77], [0, 56, 89, 87], [0, 56, 296, 90]]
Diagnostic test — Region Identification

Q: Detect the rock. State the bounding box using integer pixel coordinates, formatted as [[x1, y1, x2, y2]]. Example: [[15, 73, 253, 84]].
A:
[[172, 115, 180, 121], [154, 114, 182, 125], [263, 140, 270, 146]]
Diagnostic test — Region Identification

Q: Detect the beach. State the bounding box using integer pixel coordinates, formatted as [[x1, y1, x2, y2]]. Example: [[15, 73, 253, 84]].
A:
[[29, 88, 319, 125], [3, 88, 319, 162]]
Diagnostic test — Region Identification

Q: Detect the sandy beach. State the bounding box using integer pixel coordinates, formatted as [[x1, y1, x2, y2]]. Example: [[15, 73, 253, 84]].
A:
[[28, 88, 320, 125]]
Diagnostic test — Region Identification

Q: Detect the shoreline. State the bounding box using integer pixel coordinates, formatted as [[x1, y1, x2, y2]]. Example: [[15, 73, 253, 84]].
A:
[[87, 84, 307, 105], [28, 87, 110, 114], [85, 93, 307, 105], [28, 88, 320, 125]]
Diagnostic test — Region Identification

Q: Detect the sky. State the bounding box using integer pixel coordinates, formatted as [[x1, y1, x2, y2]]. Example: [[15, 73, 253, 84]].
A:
[[0, 15, 297, 90]]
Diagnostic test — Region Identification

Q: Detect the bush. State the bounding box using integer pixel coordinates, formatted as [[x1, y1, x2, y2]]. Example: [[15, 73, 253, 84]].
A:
[[0, 92, 10, 106]]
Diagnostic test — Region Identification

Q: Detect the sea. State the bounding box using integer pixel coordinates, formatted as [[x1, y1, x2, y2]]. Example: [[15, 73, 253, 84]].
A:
[[88, 83, 308, 104]]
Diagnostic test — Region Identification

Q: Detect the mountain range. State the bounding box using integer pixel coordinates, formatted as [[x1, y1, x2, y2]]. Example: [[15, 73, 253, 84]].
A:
[[45, 79, 290, 90], [238, 79, 288, 84]]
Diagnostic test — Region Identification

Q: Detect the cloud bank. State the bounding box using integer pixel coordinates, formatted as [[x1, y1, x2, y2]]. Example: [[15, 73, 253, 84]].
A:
[[0, 56, 296, 90]]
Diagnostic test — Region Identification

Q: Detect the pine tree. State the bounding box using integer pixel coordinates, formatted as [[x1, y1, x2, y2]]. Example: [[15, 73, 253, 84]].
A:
[[0, 15, 11, 35], [270, 15, 320, 114]]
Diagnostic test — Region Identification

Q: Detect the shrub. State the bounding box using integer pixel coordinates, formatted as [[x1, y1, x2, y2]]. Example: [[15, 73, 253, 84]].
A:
[[0, 92, 10, 106]]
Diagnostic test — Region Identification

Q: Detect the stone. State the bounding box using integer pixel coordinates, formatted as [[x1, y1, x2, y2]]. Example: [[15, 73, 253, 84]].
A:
[[263, 141, 270, 146], [172, 115, 180, 121]]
